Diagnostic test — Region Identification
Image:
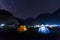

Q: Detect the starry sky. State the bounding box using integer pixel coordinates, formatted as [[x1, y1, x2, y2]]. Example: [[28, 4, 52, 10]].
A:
[[0, 0, 60, 19]]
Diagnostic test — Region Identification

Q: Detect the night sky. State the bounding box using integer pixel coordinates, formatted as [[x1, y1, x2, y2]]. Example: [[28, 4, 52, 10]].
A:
[[0, 0, 60, 19]]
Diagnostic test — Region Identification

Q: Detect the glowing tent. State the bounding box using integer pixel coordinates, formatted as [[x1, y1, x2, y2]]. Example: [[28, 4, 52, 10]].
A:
[[17, 25, 27, 32], [38, 27, 50, 34]]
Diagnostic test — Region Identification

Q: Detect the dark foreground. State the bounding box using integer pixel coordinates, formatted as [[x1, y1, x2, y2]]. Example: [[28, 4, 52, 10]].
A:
[[0, 29, 59, 40]]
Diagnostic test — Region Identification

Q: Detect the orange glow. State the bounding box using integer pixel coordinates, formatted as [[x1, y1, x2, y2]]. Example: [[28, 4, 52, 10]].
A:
[[17, 25, 27, 32]]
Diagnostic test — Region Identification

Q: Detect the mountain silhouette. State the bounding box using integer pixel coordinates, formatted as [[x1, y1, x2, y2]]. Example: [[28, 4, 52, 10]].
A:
[[35, 8, 60, 24], [0, 9, 20, 28], [24, 17, 35, 25]]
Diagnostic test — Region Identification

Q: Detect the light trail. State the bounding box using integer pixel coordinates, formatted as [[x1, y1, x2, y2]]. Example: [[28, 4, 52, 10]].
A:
[[34, 24, 60, 28]]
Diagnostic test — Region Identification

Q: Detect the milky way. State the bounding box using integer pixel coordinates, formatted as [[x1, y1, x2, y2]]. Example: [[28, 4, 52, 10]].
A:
[[0, 0, 60, 19]]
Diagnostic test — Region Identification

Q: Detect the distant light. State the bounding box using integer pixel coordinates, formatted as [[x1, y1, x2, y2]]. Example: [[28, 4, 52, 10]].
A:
[[41, 24, 44, 27], [35, 25, 40, 27], [38, 27, 50, 34], [49, 26, 53, 28], [0, 24, 5, 26], [45, 24, 49, 26], [28, 26, 34, 28]]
